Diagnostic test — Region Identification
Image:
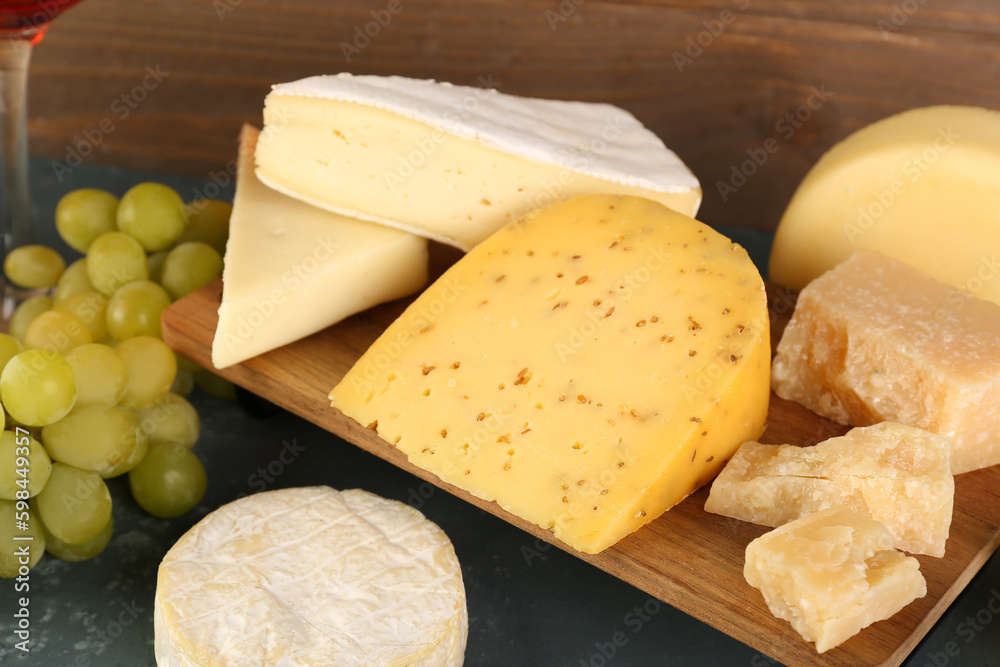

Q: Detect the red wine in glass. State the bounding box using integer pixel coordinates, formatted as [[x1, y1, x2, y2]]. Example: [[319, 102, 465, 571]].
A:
[[0, 0, 85, 42]]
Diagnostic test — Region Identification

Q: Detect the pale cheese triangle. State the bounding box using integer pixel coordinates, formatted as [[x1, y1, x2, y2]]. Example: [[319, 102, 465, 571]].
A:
[[212, 125, 428, 369]]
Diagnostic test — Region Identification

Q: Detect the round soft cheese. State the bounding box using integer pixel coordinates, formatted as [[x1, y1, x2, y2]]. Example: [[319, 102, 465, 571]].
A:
[[154, 486, 467, 666]]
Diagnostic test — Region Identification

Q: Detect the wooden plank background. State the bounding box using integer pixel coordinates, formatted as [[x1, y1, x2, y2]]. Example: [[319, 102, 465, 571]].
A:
[[25, 0, 1000, 232]]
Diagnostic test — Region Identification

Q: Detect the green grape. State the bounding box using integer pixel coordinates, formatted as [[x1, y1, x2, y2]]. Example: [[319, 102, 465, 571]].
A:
[[0, 500, 45, 577], [64, 343, 128, 407], [0, 332, 23, 376], [55, 188, 119, 253], [147, 250, 168, 284], [34, 461, 111, 544], [137, 392, 200, 448], [117, 182, 187, 252], [180, 198, 231, 256], [41, 404, 137, 471], [159, 242, 223, 300], [53, 257, 95, 302], [23, 309, 93, 355], [86, 231, 149, 296], [43, 514, 112, 562], [106, 280, 171, 341], [175, 353, 200, 374], [170, 369, 194, 397], [0, 349, 77, 426], [115, 336, 177, 410], [129, 443, 206, 518], [53, 290, 108, 342], [3, 244, 66, 289], [194, 368, 236, 401], [0, 430, 52, 500], [8, 295, 52, 344], [100, 408, 148, 478]]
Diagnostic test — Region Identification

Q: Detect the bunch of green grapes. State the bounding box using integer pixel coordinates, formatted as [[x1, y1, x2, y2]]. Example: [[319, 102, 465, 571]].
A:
[[1, 183, 233, 576]]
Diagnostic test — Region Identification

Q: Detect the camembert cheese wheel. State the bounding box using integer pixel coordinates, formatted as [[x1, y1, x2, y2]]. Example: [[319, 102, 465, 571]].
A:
[[154, 487, 467, 666]]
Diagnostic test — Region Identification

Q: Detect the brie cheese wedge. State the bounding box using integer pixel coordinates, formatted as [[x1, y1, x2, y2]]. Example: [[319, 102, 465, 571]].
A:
[[255, 74, 701, 251]]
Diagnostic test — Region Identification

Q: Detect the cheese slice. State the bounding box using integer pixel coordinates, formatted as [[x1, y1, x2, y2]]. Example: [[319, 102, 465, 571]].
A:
[[705, 422, 954, 556], [769, 105, 1000, 307], [154, 486, 468, 667], [772, 249, 1000, 474], [212, 125, 428, 369], [255, 74, 702, 251], [329, 194, 770, 554], [745, 506, 926, 654]]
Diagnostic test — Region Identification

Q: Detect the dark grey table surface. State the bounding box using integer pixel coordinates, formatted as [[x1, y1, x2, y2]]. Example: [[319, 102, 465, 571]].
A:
[[1, 158, 998, 666]]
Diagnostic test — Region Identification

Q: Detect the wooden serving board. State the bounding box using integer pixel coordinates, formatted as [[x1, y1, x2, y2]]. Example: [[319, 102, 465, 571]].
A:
[[162, 248, 1000, 667]]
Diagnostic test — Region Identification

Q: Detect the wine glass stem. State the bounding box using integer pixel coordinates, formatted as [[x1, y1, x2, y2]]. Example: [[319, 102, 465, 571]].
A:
[[0, 38, 34, 321]]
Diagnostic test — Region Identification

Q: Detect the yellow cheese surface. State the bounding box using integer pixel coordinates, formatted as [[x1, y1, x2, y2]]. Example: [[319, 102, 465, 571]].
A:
[[256, 95, 701, 251], [772, 250, 1000, 474], [330, 195, 770, 554], [705, 422, 954, 556], [769, 105, 1000, 307], [745, 506, 926, 654]]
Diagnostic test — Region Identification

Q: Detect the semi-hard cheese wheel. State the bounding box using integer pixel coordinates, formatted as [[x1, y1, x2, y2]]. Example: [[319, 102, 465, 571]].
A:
[[212, 125, 428, 369], [256, 74, 701, 251], [154, 487, 467, 666], [770, 105, 1000, 307], [330, 194, 771, 554]]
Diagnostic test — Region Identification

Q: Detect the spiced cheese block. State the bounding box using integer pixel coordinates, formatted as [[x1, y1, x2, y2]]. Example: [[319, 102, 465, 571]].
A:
[[329, 194, 770, 554], [745, 506, 926, 654], [154, 487, 468, 666], [771, 249, 1000, 474], [705, 422, 954, 556], [212, 126, 428, 369], [255, 74, 702, 251]]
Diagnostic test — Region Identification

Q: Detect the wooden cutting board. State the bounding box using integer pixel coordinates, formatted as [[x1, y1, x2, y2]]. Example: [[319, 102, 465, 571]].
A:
[[161, 247, 1000, 667]]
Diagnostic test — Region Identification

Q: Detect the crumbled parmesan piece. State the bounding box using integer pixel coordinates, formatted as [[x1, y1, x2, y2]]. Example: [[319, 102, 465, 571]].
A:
[[706, 422, 953, 556], [745, 506, 926, 653]]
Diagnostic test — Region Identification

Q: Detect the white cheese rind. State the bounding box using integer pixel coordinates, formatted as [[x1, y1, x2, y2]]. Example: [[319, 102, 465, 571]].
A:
[[269, 74, 699, 194], [211, 125, 428, 369], [154, 486, 467, 667]]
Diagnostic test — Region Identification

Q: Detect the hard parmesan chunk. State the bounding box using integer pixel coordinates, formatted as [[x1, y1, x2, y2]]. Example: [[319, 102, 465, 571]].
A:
[[772, 249, 1000, 474], [330, 194, 770, 554], [745, 506, 926, 653], [705, 422, 953, 556]]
